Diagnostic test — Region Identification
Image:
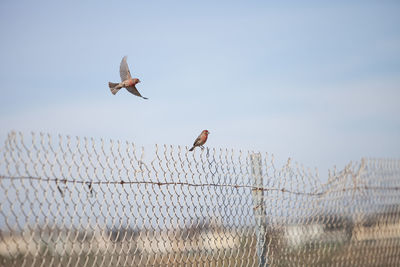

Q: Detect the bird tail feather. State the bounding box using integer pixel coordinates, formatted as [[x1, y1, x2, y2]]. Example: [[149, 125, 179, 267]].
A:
[[189, 147, 195, 152], [109, 82, 121, 95], [108, 82, 119, 88]]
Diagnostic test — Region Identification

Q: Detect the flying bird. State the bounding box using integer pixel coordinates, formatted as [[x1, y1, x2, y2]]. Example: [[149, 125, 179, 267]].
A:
[[189, 130, 210, 152], [108, 56, 148, 99]]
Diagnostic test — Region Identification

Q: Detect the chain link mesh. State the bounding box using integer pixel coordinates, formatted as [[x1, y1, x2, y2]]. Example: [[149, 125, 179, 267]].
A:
[[1, 131, 400, 266]]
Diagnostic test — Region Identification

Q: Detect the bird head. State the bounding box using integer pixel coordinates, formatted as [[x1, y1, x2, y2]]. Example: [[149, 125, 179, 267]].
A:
[[133, 78, 141, 84], [202, 130, 210, 135]]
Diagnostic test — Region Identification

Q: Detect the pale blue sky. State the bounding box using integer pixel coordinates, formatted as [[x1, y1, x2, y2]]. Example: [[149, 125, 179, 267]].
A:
[[0, 0, 399, 173]]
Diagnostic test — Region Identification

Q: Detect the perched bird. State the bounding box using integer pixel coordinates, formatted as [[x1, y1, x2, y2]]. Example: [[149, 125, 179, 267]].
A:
[[189, 130, 210, 152], [108, 56, 148, 99]]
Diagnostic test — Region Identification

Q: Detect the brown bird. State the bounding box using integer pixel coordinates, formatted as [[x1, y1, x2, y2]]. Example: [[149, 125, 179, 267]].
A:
[[189, 130, 210, 151], [108, 56, 148, 99]]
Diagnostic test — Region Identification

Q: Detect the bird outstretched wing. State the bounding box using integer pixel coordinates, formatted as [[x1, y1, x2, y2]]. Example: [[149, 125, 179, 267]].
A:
[[126, 86, 148, 99], [120, 56, 132, 82]]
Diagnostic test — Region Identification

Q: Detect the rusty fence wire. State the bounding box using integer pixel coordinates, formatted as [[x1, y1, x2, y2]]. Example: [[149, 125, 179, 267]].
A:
[[1, 131, 400, 266]]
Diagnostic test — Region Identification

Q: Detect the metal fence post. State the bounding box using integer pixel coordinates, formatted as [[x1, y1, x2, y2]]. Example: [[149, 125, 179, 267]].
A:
[[251, 153, 268, 267]]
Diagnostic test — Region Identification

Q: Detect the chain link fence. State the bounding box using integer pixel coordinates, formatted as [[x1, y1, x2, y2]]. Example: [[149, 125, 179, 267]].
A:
[[1, 131, 400, 266]]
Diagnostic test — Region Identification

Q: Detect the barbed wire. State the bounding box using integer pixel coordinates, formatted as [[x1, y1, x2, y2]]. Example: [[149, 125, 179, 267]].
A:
[[2, 175, 400, 196]]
